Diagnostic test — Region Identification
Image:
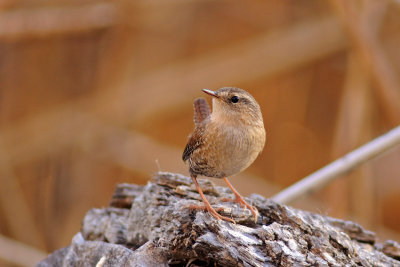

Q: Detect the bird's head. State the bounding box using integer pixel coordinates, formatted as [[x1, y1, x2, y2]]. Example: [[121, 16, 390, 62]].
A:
[[202, 87, 263, 125]]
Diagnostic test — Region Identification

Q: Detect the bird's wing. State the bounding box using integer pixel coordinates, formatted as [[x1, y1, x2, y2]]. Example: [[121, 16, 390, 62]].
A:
[[193, 97, 210, 125], [182, 126, 203, 162], [182, 98, 209, 162]]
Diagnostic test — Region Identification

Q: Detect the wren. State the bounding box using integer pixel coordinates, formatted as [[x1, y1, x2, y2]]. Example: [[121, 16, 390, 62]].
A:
[[183, 87, 266, 223]]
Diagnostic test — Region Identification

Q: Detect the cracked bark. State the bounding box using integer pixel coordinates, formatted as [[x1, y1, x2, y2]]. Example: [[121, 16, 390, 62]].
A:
[[37, 172, 400, 267]]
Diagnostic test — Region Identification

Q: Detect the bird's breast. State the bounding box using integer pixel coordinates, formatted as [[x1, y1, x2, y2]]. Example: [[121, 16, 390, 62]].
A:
[[203, 121, 266, 177]]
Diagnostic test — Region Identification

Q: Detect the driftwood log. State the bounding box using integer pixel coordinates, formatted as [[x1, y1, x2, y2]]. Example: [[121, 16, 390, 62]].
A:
[[38, 172, 400, 266]]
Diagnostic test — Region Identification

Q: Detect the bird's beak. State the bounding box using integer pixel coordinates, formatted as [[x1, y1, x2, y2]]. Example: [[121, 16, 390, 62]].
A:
[[202, 89, 219, 98]]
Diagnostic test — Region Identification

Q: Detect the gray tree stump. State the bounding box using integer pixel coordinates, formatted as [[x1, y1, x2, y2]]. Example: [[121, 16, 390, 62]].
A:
[[38, 172, 400, 266]]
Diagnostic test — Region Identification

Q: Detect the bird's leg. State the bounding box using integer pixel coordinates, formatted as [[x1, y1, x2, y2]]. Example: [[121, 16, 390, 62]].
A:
[[222, 177, 258, 222], [191, 176, 236, 224]]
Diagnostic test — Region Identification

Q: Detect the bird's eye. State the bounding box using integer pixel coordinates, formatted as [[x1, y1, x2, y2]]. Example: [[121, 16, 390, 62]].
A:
[[230, 95, 239, 103]]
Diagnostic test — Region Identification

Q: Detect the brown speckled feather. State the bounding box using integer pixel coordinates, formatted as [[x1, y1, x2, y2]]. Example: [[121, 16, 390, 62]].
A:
[[182, 125, 204, 162]]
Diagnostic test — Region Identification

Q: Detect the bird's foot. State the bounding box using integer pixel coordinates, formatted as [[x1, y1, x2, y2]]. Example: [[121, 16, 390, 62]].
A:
[[221, 196, 258, 223], [188, 204, 223, 212], [188, 204, 236, 224]]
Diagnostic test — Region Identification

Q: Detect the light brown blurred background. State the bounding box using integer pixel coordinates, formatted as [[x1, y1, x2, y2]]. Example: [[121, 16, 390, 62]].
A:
[[1, 0, 400, 265]]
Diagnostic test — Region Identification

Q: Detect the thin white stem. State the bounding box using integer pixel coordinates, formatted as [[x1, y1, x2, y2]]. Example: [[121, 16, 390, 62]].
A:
[[272, 125, 400, 204]]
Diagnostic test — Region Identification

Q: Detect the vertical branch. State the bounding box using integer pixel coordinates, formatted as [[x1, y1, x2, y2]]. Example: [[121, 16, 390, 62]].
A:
[[326, 0, 389, 226], [328, 52, 374, 224], [329, 0, 400, 125]]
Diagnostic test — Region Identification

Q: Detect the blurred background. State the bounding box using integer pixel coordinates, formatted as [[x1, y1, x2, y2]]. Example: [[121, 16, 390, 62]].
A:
[[1, 0, 400, 266]]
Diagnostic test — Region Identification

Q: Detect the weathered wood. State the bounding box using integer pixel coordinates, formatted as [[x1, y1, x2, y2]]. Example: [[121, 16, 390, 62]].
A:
[[37, 172, 400, 266]]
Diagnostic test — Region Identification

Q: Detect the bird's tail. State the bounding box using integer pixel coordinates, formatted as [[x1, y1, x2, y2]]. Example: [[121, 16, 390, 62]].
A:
[[193, 97, 211, 125]]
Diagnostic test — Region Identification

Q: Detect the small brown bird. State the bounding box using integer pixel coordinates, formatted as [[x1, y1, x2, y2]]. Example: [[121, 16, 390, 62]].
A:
[[183, 87, 266, 223]]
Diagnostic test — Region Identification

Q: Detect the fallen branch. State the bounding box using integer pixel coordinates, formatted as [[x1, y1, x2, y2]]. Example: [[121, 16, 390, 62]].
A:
[[37, 172, 399, 266]]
